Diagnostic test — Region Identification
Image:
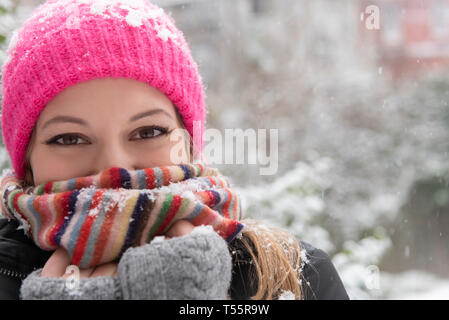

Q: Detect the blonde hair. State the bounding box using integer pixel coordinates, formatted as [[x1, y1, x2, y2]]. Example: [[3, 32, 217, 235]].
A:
[[23, 133, 34, 188], [229, 219, 303, 299]]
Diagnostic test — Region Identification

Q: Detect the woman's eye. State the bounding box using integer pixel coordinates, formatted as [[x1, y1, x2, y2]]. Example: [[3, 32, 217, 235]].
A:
[[46, 126, 169, 146], [132, 126, 169, 140], [47, 134, 88, 146]]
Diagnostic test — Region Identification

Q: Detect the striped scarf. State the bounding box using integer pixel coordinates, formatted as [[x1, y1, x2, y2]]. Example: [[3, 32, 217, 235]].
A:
[[0, 163, 244, 268]]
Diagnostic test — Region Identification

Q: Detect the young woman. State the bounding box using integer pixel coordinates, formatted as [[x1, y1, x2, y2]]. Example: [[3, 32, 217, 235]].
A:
[[0, 0, 349, 300]]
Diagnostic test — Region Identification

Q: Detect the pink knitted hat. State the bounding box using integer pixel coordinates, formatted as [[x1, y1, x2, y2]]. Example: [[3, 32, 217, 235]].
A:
[[1, 0, 206, 180]]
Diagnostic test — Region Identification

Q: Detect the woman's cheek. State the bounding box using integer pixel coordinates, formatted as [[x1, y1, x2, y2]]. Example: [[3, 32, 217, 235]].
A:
[[134, 138, 190, 166], [166, 136, 191, 164], [134, 147, 175, 167], [32, 150, 92, 184]]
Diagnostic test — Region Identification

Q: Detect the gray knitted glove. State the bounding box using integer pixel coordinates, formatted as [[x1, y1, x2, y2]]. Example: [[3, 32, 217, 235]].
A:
[[20, 269, 122, 300], [20, 225, 232, 300], [118, 225, 232, 300]]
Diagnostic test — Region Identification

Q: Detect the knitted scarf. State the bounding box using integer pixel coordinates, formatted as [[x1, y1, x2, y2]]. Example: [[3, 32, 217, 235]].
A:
[[0, 163, 244, 268]]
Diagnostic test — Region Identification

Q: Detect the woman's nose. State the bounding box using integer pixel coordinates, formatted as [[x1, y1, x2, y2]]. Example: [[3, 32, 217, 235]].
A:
[[93, 143, 136, 174]]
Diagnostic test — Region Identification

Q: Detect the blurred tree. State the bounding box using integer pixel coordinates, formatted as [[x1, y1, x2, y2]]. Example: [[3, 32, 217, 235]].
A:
[[381, 175, 449, 278]]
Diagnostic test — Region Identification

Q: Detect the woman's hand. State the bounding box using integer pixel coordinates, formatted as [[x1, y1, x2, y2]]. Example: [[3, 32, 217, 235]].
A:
[[117, 223, 232, 299], [41, 248, 119, 278], [41, 220, 195, 278], [164, 219, 195, 239]]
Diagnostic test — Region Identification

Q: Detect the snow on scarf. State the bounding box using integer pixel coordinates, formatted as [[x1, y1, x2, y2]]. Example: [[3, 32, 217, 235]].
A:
[[0, 163, 244, 268]]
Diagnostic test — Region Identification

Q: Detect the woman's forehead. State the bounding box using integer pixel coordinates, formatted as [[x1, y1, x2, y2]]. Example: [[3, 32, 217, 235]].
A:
[[37, 77, 177, 126], [47, 77, 172, 106]]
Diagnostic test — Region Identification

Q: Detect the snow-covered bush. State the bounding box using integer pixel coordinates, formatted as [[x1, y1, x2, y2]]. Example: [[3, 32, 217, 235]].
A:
[[236, 157, 393, 299]]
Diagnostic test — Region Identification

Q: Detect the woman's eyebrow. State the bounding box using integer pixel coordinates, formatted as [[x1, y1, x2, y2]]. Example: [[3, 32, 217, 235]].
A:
[[41, 109, 173, 130], [41, 115, 89, 130], [129, 108, 173, 122]]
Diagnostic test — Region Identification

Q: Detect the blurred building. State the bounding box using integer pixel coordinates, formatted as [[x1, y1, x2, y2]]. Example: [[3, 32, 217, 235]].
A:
[[360, 0, 449, 79]]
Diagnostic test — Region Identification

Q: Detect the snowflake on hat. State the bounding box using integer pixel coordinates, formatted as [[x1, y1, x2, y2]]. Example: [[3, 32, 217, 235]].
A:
[[28, 0, 180, 43]]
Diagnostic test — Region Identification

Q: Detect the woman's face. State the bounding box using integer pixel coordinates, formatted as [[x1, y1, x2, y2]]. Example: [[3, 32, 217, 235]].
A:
[[27, 77, 191, 186]]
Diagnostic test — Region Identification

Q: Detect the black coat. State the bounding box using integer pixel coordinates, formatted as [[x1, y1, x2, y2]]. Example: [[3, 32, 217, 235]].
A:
[[0, 218, 349, 300]]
